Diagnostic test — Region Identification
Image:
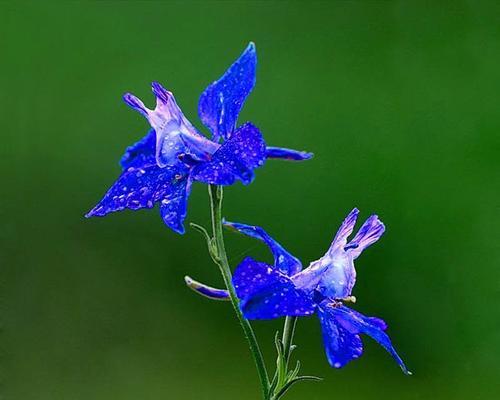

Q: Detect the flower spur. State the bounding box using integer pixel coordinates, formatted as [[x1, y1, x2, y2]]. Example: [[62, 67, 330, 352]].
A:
[[86, 43, 312, 234], [186, 208, 411, 374]]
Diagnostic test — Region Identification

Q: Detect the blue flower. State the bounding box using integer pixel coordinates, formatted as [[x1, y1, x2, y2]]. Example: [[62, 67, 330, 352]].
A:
[[86, 43, 312, 234], [223, 209, 410, 373]]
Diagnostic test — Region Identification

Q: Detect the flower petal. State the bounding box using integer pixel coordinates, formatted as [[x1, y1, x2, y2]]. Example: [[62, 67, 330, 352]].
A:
[[308, 209, 383, 300], [191, 122, 266, 185], [223, 220, 302, 275], [265, 147, 314, 161], [159, 174, 192, 234], [198, 42, 257, 142], [290, 260, 330, 294], [86, 164, 190, 234], [328, 208, 359, 254], [124, 83, 217, 168], [293, 209, 361, 299], [318, 304, 364, 369], [328, 305, 411, 374], [346, 215, 385, 259], [86, 165, 174, 216], [233, 257, 316, 320], [120, 129, 156, 170], [184, 276, 230, 300]]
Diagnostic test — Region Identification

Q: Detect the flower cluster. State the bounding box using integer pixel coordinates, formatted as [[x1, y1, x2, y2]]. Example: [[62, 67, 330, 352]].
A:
[[189, 210, 410, 374], [87, 42, 410, 389]]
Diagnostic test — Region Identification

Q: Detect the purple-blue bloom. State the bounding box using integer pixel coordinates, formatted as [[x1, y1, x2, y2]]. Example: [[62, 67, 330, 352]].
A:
[[86, 43, 312, 234], [223, 209, 410, 374]]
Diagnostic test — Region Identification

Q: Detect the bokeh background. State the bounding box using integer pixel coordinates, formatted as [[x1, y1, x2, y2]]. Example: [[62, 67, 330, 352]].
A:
[[2, 1, 499, 399]]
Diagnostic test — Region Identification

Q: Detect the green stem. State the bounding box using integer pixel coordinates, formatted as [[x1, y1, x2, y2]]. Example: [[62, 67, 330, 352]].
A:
[[282, 316, 297, 364], [208, 185, 270, 399]]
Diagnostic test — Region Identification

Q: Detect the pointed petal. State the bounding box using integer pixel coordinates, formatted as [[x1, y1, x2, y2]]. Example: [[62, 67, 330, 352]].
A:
[[120, 129, 156, 170], [328, 208, 359, 254], [151, 81, 171, 105], [198, 42, 257, 141], [191, 122, 266, 185], [332, 305, 411, 374], [318, 304, 364, 368], [86, 165, 175, 216], [223, 220, 302, 275], [265, 147, 314, 161], [308, 209, 365, 300], [86, 164, 190, 234], [233, 257, 315, 320], [346, 215, 385, 259], [293, 210, 359, 298], [123, 92, 150, 118], [159, 174, 191, 234]]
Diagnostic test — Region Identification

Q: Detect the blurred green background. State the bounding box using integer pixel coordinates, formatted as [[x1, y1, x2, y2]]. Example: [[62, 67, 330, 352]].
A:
[[2, 1, 499, 399]]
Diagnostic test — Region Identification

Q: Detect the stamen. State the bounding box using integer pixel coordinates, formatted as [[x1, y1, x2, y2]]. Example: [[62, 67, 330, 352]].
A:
[[344, 295, 357, 303], [329, 296, 357, 308]]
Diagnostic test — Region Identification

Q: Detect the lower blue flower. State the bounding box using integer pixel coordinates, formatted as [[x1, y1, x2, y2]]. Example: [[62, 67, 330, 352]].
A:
[[224, 211, 411, 374]]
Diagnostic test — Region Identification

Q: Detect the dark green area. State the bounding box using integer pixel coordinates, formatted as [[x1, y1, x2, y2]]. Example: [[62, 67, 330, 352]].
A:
[[2, 1, 499, 399]]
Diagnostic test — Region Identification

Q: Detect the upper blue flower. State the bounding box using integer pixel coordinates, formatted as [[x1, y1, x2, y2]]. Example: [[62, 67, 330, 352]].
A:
[[222, 209, 410, 373], [86, 43, 312, 233]]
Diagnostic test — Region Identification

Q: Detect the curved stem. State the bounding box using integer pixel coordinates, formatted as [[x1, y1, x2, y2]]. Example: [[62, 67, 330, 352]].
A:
[[208, 185, 270, 399]]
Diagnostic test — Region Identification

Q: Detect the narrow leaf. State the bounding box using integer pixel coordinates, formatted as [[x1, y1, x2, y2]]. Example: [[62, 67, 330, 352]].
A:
[[273, 375, 322, 400], [286, 360, 301, 381], [190, 222, 211, 242]]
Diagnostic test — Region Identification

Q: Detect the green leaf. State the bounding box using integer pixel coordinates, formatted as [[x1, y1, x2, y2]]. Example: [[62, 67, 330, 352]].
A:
[[190, 222, 211, 242], [272, 375, 323, 400], [274, 331, 284, 358], [286, 360, 301, 381]]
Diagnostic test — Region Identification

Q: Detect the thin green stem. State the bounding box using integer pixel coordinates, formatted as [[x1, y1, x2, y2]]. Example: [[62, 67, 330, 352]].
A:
[[208, 185, 270, 399], [282, 316, 297, 364]]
